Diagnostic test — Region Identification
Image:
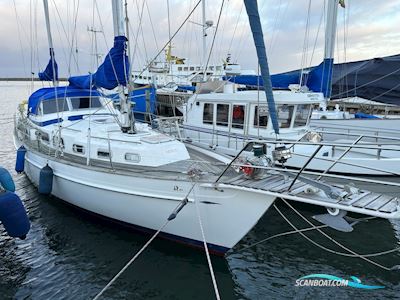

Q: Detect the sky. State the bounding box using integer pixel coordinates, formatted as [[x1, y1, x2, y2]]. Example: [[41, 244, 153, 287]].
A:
[[1, 0, 400, 78]]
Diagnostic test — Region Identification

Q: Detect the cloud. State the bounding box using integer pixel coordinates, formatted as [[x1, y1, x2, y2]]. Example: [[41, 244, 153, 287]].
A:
[[1, 0, 400, 77]]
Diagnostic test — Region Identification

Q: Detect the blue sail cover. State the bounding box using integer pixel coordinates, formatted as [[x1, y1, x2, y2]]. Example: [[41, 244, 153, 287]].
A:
[[244, 0, 279, 134], [28, 86, 100, 114], [69, 36, 130, 90], [38, 48, 58, 81]]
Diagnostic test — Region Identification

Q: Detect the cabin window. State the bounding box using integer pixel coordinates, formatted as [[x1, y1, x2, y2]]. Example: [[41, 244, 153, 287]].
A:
[[190, 67, 195, 71], [216, 104, 229, 127], [178, 67, 182, 71], [277, 105, 294, 128], [294, 104, 311, 127], [73, 144, 85, 154], [203, 103, 214, 124], [97, 150, 110, 158], [70, 97, 102, 110], [184, 67, 188, 71], [254, 105, 269, 128], [232, 105, 245, 129], [196, 66, 200, 71], [125, 153, 141, 163], [42, 99, 69, 114]]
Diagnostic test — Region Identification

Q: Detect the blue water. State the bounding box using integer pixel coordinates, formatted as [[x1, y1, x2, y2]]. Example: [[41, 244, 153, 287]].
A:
[[1, 82, 400, 299]]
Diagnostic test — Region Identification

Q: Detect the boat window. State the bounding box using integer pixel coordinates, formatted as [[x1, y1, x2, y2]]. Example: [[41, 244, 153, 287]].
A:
[[70, 97, 102, 110], [277, 105, 294, 128], [203, 103, 214, 124], [216, 66, 222, 71], [190, 67, 195, 71], [97, 150, 110, 158], [184, 67, 188, 71], [125, 153, 141, 163], [216, 104, 229, 127], [178, 67, 182, 71], [294, 104, 311, 127], [254, 105, 269, 128], [73, 144, 85, 154], [42, 98, 69, 114], [232, 105, 245, 129]]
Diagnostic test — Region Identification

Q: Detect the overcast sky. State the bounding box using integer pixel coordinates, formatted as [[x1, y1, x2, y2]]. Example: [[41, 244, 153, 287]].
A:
[[2, 0, 400, 78]]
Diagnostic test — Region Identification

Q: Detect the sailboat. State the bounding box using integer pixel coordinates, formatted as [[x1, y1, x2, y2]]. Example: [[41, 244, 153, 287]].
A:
[[13, 0, 400, 255]]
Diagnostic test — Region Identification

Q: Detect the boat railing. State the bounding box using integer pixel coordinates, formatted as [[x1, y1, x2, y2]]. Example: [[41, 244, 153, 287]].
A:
[[312, 124, 400, 142]]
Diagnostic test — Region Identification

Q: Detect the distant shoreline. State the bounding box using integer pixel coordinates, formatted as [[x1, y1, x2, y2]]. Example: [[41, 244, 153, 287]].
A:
[[0, 78, 68, 81]]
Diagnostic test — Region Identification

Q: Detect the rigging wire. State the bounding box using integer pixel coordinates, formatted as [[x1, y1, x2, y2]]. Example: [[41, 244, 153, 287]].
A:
[[134, 0, 202, 80], [12, 0, 29, 78], [203, 0, 225, 78], [227, 2, 244, 55], [299, 0, 312, 87]]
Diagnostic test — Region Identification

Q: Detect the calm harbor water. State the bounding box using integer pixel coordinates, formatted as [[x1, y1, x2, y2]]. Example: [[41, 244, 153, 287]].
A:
[[1, 81, 400, 299]]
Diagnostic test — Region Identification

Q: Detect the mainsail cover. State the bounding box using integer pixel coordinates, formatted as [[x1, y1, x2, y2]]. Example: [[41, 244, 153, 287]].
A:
[[38, 48, 58, 81], [226, 54, 400, 105], [244, 0, 279, 134], [69, 36, 130, 90]]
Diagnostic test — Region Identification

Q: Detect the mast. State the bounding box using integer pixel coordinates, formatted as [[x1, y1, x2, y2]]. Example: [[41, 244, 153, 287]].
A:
[[111, 0, 134, 133], [202, 0, 207, 81], [324, 0, 339, 62], [321, 0, 340, 100], [42, 0, 58, 86]]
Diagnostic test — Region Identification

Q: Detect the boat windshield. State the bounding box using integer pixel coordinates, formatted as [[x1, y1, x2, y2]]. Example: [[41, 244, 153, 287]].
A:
[[70, 97, 102, 110], [41, 98, 69, 114]]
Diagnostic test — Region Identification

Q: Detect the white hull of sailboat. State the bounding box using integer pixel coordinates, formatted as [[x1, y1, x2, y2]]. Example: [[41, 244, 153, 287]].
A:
[[23, 150, 275, 254]]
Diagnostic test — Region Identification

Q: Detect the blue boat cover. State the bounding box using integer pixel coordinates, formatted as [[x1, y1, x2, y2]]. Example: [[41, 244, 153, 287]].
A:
[[69, 36, 130, 90], [28, 86, 100, 115], [38, 48, 58, 82], [226, 54, 400, 105], [225, 58, 334, 98], [354, 112, 381, 119], [244, 0, 279, 134]]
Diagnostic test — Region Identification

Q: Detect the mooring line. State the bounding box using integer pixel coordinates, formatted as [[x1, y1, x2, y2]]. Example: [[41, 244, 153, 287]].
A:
[[275, 201, 400, 271], [193, 187, 221, 300], [93, 184, 196, 300]]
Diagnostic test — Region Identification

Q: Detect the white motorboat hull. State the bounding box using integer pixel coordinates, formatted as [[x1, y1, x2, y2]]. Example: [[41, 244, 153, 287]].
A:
[[287, 144, 400, 175], [23, 149, 275, 254]]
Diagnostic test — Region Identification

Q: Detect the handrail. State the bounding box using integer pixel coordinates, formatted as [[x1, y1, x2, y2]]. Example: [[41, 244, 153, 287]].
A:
[[214, 142, 251, 183], [311, 122, 400, 135], [248, 138, 400, 151], [292, 151, 400, 176], [312, 128, 400, 143], [288, 145, 323, 191]]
